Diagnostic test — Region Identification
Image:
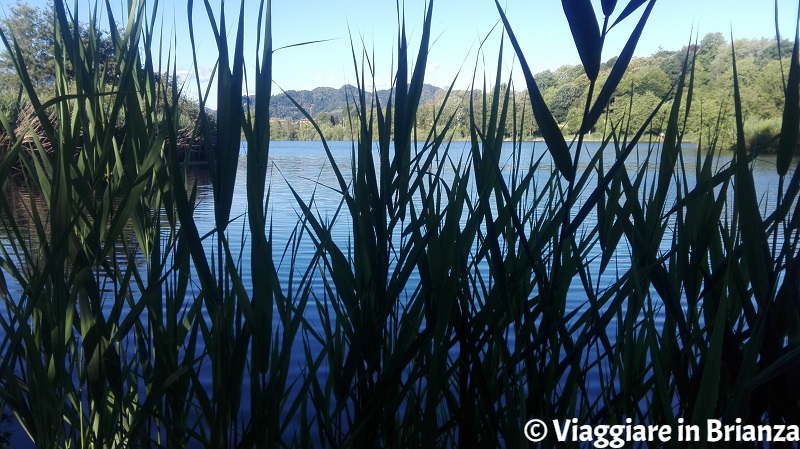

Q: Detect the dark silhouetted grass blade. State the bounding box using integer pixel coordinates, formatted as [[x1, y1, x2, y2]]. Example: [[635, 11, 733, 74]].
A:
[[495, 0, 574, 182], [562, 0, 602, 80], [730, 35, 774, 306], [581, 0, 656, 133], [610, 0, 649, 29], [601, 0, 618, 17], [778, 12, 800, 176]]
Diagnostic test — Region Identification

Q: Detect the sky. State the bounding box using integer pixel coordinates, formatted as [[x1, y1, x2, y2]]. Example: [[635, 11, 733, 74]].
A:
[[3, 0, 799, 109]]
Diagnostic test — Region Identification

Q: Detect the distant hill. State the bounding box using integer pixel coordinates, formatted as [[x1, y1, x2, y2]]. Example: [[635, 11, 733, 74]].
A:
[[243, 84, 444, 120], [236, 33, 792, 150]]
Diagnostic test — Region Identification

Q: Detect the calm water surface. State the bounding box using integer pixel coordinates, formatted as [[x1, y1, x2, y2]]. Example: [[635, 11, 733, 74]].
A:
[[194, 139, 787, 399], [0, 139, 790, 445]]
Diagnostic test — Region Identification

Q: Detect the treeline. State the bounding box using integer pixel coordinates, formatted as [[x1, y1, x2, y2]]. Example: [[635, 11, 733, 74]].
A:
[[251, 84, 443, 120], [3, 0, 790, 153], [0, 1, 205, 136], [273, 32, 792, 153], [577, 32, 791, 152]]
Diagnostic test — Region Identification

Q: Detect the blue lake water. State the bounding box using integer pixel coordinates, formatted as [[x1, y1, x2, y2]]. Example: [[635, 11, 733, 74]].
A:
[[195, 139, 786, 428], [229, 139, 785, 315], [0, 139, 791, 446]]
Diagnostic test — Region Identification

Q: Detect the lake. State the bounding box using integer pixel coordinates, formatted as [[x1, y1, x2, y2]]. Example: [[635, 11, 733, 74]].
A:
[[0, 139, 790, 446], [219, 139, 784, 314], [188, 138, 788, 424]]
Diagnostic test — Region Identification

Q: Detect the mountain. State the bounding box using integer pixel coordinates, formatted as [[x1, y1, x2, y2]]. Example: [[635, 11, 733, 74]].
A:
[[242, 84, 444, 120]]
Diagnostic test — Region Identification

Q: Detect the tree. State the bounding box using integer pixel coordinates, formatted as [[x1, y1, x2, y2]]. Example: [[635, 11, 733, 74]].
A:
[[758, 39, 793, 66], [632, 66, 671, 98], [697, 32, 726, 70], [0, 1, 118, 88], [534, 69, 558, 92], [315, 112, 336, 128], [658, 51, 685, 83], [0, 1, 56, 87], [602, 55, 619, 71], [549, 82, 585, 123], [0, 2, 55, 121]]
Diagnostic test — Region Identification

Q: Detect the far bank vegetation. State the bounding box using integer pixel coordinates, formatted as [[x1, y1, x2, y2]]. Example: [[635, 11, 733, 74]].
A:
[[1, 1, 794, 155], [254, 32, 795, 154]]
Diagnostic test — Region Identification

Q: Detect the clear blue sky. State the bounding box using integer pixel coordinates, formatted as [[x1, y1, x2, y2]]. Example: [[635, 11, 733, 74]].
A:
[[3, 0, 799, 108]]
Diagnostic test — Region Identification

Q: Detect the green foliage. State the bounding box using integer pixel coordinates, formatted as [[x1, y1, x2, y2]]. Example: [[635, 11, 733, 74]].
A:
[[0, 1, 117, 86], [0, 1, 202, 140], [548, 80, 586, 122], [631, 65, 671, 97], [0, 1, 56, 87], [742, 117, 782, 153], [256, 84, 443, 120], [0, 1, 52, 121], [697, 32, 727, 69], [260, 34, 794, 147], [0, 75, 21, 124]]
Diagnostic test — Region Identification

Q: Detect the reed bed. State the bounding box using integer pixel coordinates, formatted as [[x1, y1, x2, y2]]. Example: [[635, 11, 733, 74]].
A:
[[0, 0, 798, 447]]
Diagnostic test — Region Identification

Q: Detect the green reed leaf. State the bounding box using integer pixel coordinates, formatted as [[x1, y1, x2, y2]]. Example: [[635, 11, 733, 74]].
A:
[[581, 0, 656, 133], [731, 35, 773, 305], [562, 0, 602, 81], [246, 0, 274, 376], [746, 344, 800, 391], [601, 0, 618, 17], [216, 1, 245, 235], [569, 87, 670, 235], [690, 296, 726, 431], [495, 1, 574, 182], [777, 12, 800, 176], [610, 0, 648, 29]]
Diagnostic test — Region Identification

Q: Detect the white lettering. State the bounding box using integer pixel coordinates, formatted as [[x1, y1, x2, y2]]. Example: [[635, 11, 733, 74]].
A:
[[552, 418, 573, 441], [631, 426, 647, 441], [773, 425, 784, 442], [708, 420, 722, 442], [741, 425, 755, 442], [658, 425, 671, 441], [578, 425, 593, 441], [541, 419, 800, 445]]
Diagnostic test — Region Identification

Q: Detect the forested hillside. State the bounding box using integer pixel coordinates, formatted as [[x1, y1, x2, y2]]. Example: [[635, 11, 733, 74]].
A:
[[266, 32, 792, 152], [249, 84, 444, 120], [0, 3, 791, 152]]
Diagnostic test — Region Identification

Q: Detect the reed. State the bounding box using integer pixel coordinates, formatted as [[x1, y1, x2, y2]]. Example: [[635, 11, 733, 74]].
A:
[[0, 0, 797, 447]]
